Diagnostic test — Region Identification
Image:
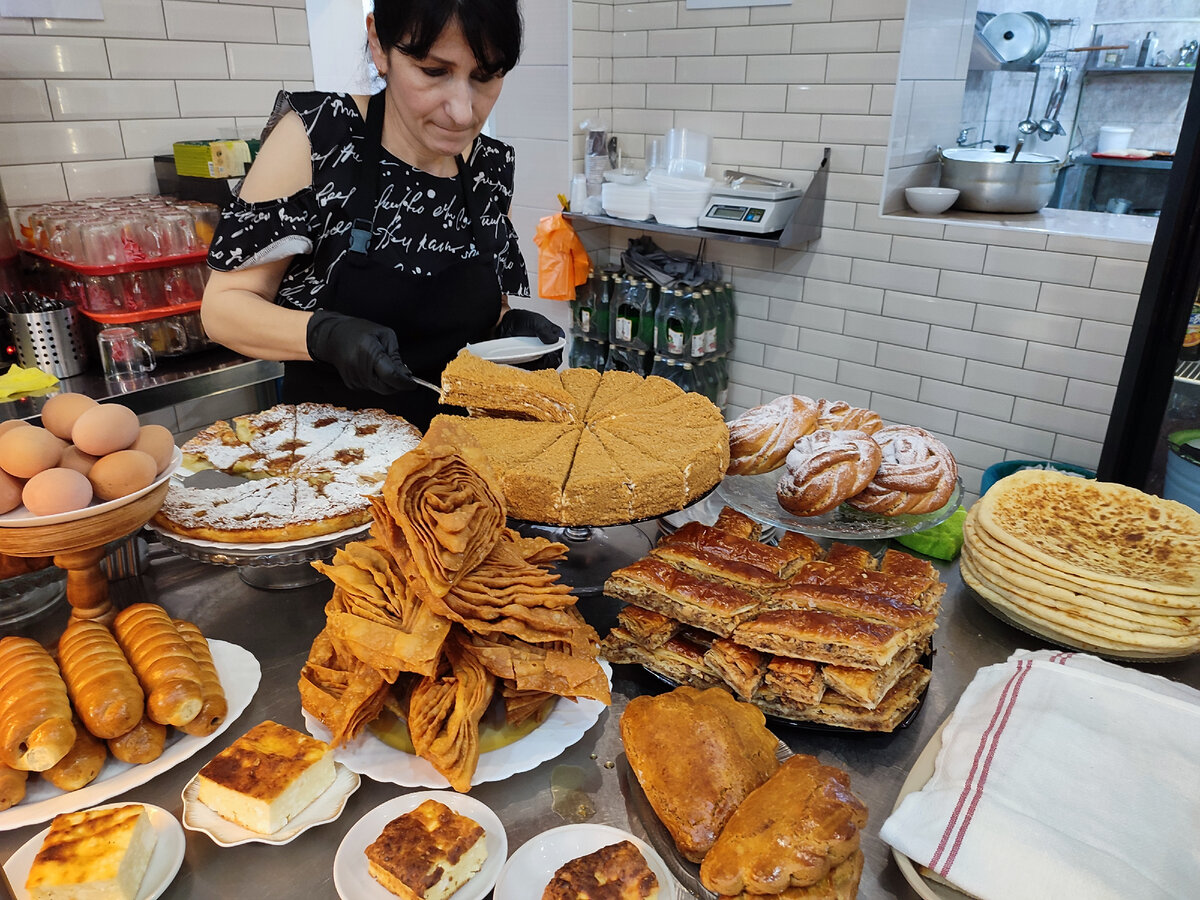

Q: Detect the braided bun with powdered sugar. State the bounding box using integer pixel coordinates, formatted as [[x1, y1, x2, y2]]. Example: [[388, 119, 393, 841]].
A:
[[815, 399, 883, 435], [776, 428, 883, 517], [847, 424, 957, 515], [727, 395, 819, 476]]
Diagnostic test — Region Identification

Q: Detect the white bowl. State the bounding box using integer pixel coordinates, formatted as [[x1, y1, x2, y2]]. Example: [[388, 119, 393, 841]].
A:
[[905, 187, 960, 215]]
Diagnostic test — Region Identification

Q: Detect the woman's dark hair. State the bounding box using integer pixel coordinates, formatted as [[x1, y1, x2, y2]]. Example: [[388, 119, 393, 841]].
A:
[[374, 0, 522, 76]]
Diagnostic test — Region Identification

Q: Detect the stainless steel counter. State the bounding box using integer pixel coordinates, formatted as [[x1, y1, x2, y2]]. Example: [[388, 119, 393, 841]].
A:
[[3, 541, 1199, 899], [0, 349, 282, 423]]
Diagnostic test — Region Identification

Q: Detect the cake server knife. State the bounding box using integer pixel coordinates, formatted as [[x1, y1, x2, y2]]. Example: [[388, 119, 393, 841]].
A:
[[411, 376, 441, 394]]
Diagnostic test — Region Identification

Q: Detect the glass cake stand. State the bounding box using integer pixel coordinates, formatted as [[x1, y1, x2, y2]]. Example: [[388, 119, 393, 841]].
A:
[[716, 473, 963, 541], [147, 522, 371, 590]]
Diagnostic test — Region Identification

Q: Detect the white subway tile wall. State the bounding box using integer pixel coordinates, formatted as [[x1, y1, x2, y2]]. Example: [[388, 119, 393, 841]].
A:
[[0, 0, 309, 206], [570, 0, 1147, 498]]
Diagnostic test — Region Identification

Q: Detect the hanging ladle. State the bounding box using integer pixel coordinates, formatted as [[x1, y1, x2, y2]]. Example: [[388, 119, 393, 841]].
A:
[[1017, 66, 1041, 136]]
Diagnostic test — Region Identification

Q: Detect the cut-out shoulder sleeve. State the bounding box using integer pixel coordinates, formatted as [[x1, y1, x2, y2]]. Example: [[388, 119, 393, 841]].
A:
[[206, 190, 319, 271]]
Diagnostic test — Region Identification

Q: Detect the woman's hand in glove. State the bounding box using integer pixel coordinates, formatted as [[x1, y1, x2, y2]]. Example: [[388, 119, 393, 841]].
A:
[[306, 309, 416, 394], [495, 308, 566, 369]]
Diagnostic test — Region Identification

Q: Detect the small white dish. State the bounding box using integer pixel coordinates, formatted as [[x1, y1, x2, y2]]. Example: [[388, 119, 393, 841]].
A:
[[905, 187, 960, 215], [181, 762, 360, 847], [493, 823, 677, 900], [463, 335, 567, 365], [333, 790, 506, 900], [3, 803, 185, 900]]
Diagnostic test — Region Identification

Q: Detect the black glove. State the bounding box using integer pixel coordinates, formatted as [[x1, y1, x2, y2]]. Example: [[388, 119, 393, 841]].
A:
[[306, 309, 415, 394], [495, 308, 566, 369]]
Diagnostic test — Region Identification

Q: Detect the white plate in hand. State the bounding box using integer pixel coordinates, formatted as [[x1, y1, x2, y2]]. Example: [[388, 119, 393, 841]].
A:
[[3, 803, 185, 900], [464, 335, 566, 365], [334, 791, 506, 900]]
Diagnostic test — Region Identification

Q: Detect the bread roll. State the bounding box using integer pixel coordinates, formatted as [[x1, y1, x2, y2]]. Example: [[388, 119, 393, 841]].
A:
[[0, 763, 27, 810], [0, 637, 76, 772], [174, 620, 227, 737], [113, 603, 203, 728], [107, 714, 167, 765], [776, 428, 882, 517], [57, 619, 145, 740], [42, 718, 107, 791], [727, 395, 819, 476]]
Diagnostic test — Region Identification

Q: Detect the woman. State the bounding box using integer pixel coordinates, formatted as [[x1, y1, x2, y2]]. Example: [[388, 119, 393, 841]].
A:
[[200, 0, 563, 429]]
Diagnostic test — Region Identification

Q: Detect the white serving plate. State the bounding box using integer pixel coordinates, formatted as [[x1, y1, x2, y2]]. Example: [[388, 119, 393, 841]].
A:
[[493, 823, 678, 900], [0, 447, 182, 527], [0, 640, 260, 831], [303, 660, 611, 789], [334, 791, 506, 900], [3, 802, 185, 900], [464, 335, 567, 365], [181, 762, 360, 847]]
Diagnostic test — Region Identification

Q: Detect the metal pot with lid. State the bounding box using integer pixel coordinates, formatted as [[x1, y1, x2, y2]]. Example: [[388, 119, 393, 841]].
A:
[[939, 147, 1063, 213]]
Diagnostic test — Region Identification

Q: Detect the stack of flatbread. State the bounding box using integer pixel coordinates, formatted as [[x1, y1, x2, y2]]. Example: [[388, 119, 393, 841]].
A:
[[960, 469, 1200, 658], [299, 420, 610, 792]]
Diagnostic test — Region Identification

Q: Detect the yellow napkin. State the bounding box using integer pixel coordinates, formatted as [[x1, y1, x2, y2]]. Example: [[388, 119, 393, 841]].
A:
[[0, 364, 59, 400]]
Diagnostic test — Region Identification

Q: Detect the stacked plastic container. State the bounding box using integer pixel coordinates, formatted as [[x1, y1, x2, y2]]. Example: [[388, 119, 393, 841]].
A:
[[12, 195, 219, 356]]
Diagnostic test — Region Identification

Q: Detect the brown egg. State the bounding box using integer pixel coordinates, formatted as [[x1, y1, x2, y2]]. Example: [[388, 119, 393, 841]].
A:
[[71, 404, 140, 457], [0, 469, 23, 515], [0, 426, 65, 479], [88, 449, 157, 502], [129, 424, 176, 475], [60, 445, 100, 477], [0, 419, 31, 438], [40, 392, 98, 440], [22, 467, 93, 517]]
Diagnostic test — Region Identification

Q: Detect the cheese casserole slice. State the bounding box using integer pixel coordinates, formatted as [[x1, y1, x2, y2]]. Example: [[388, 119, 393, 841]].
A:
[[26, 804, 157, 900], [364, 799, 488, 900], [542, 839, 659, 900], [195, 720, 335, 835]]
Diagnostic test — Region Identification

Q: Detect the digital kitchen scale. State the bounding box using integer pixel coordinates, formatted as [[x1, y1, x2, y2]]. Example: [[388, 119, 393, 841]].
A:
[[698, 182, 805, 235]]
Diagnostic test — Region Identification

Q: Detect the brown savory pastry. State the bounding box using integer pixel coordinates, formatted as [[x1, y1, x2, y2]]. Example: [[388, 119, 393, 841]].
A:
[[107, 714, 168, 765], [847, 424, 957, 516], [732, 609, 929, 670], [767, 583, 936, 630], [364, 798, 487, 900], [765, 665, 932, 732], [57, 619, 145, 740], [776, 531, 825, 565], [542, 840, 659, 900], [112, 603, 203, 728], [699, 754, 868, 896], [658, 521, 802, 579], [620, 686, 780, 863], [173, 619, 228, 737], [0, 636, 75, 772], [41, 718, 107, 792], [759, 656, 825, 707], [777, 429, 882, 517], [717, 850, 864, 899], [790, 561, 945, 610], [880, 547, 938, 582], [712, 505, 762, 540], [815, 399, 882, 435], [822, 643, 925, 710], [703, 639, 768, 700], [603, 557, 762, 638], [600, 629, 721, 689], [823, 542, 877, 571], [615, 606, 681, 650], [727, 395, 819, 476]]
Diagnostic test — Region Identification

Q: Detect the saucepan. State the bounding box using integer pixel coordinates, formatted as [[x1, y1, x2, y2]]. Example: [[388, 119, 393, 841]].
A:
[[938, 147, 1064, 213]]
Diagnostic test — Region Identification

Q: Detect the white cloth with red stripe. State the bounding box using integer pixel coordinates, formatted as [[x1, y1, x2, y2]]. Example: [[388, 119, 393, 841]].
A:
[[881, 649, 1200, 900]]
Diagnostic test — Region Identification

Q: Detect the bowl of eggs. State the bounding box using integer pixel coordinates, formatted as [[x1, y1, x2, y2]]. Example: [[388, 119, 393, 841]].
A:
[[0, 394, 180, 620]]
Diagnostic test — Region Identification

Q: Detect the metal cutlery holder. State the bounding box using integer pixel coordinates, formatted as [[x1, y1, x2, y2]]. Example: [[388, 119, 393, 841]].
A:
[[6, 303, 90, 378]]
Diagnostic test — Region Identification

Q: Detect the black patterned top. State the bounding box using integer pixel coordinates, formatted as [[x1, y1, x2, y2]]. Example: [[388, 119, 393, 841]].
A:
[[206, 90, 529, 310]]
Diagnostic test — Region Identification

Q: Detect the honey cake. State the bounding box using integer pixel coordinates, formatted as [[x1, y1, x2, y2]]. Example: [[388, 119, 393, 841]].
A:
[[26, 804, 156, 900], [364, 799, 487, 900], [590, 427, 689, 516], [604, 557, 762, 637], [560, 427, 635, 526], [500, 429, 581, 523], [440, 350, 575, 422], [542, 839, 659, 900], [559, 366, 604, 418], [195, 720, 335, 834], [584, 370, 656, 423], [157, 404, 420, 543]]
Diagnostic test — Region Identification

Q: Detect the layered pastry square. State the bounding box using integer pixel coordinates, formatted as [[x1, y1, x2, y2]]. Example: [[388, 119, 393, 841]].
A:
[[364, 799, 487, 900], [26, 804, 157, 900]]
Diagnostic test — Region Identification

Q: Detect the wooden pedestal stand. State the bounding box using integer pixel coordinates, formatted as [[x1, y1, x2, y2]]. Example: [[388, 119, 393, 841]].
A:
[[0, 482, 169, 626]]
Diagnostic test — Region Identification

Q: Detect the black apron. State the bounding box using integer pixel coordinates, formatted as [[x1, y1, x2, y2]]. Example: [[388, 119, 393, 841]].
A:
[[281, 91, 502, 430]]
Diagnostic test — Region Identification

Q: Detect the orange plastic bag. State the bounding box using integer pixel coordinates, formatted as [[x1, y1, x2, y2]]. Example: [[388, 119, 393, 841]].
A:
[[533, 213, 590, 301]]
